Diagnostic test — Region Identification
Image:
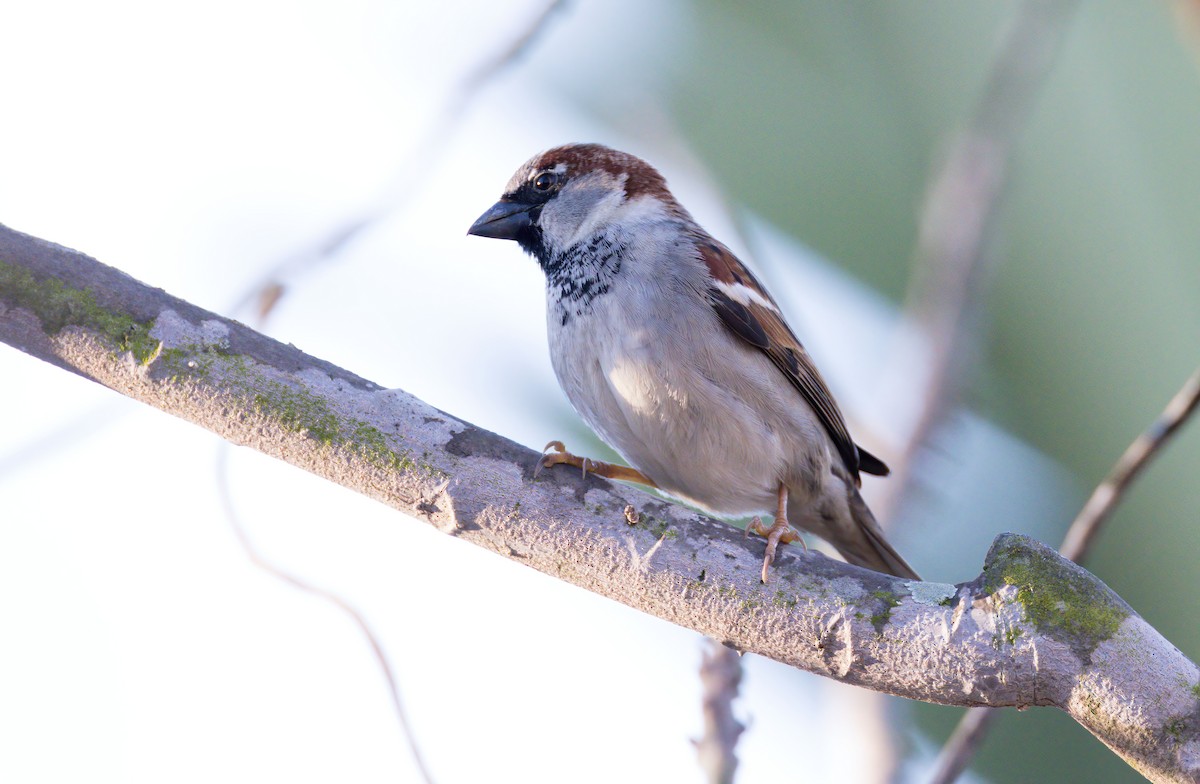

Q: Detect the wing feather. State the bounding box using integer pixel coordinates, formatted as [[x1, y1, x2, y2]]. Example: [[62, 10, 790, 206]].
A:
[[697, 237, 888, 482]]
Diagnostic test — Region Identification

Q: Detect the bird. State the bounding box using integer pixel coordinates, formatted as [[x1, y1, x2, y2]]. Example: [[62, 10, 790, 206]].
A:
[[467, 143, 919, 582]]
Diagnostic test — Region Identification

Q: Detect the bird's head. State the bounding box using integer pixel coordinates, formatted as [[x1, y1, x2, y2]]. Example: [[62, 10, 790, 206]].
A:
[[467, 143, 684, 265]]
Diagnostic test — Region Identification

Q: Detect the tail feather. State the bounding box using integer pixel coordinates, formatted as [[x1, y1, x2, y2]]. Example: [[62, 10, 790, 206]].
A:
[[856, 444, 890, 477], [843, 488, 920, 580], [789, 473, 921, 580]]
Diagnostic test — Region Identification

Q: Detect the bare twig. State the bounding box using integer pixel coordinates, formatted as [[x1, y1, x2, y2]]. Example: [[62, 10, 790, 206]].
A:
[[694, 642, 744, 784], [927, 708, 997, 784], [929, 365, 1200, 784], [214, 448, 437, 784], [210, 9, 570, 772], [0, 401, 126, 476], [456, 0, 569, 96], [1171, 0, 1200, 70], [858, 4, 1079, 781], [1059, 366, 1200, 560], [228, 257, 446, 780], [233, 0, 569, 323], [876, 0, 1080, 522]]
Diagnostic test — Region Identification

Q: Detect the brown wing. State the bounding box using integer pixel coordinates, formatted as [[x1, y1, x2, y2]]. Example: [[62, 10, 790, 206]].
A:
[[696, 237, 889, 483]]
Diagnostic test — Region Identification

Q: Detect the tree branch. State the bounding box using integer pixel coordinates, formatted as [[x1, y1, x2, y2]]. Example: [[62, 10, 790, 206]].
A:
[[234, 0, 569, 324], [695, 641, 744, 784], [932, 365, 1200, 783], [214, 448, 437, 783], [1, 223, 1198, 783], [878, 0, 1080, 523], [1059, 366, 1200, 561]]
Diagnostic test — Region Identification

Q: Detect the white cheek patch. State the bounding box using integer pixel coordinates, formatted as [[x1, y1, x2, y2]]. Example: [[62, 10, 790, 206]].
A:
[[540, 179, 674, 251], [565, 192, 673, 247], [713, 279, 780, 313], [558, 189, 626, 247], [618, 193, 670, 222]]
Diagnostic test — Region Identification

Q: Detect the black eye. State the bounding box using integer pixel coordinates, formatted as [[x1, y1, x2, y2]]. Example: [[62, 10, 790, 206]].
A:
[[533, 172, 557, 191]]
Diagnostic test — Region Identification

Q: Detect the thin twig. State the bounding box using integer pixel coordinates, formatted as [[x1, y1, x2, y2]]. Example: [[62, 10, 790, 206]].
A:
[[214, 448, 437, 784], [927, 709, 997, 784], [457, 0, 569, 96], [1059, 366, 1200, 560], [1171, 0, 1200, 71], [885, 3, 1078, 781], [694, 641, 744, 784], [233, 0, 570, 324], [208, 8, 572, 776], [847, 4, 1075, 781], [875, 0, 1079, 522], [929, 365, 1200, 784], [0, 401, 126, 476]]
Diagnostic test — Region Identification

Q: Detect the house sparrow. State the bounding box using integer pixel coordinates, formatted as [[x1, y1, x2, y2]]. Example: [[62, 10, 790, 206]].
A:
[[467, 143, 918, 582]]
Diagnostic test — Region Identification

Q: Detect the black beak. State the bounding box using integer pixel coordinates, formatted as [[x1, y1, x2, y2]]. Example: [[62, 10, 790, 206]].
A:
[[467, 199, 535, 240]]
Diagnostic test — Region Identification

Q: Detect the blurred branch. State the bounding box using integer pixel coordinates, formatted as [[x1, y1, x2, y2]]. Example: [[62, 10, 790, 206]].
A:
[[0, 400, 126, 475], [930, 365, 1200, 784], [928, 709, 994, 784], [456, 0, 569, 95], [3, 225, 1200, 784], [1171, 0, 1200, 70], [1059, 366, 1200, 560], [234, 0, 569, 324], [695, 642, 744, 784], [223, 8, 569, 769], [878, 0, 1079, 520], [214, 448, 437, 784], [874, 5, 1078, 779]]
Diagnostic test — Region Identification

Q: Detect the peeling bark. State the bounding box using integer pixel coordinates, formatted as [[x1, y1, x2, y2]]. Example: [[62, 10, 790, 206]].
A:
[[1, 223, 1197, 783]]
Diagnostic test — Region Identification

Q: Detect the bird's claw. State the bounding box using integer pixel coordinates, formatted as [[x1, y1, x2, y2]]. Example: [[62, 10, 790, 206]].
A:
[[534, 440, 563, 479], [747, 517, 803, 583], [535, 440, 591, 480]]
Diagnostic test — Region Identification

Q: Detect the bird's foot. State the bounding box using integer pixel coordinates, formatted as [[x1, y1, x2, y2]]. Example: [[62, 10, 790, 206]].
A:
[[746, 516, 804, 583], [535, 440, 657, 487]]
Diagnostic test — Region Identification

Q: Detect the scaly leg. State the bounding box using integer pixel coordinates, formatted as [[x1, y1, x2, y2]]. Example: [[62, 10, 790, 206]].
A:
[[535, 441, 658, 487], [745, 483, 803, 583]]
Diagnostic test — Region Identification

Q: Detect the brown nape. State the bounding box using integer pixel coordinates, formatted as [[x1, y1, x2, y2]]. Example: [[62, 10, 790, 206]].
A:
[[534, 143, 680, 205]]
